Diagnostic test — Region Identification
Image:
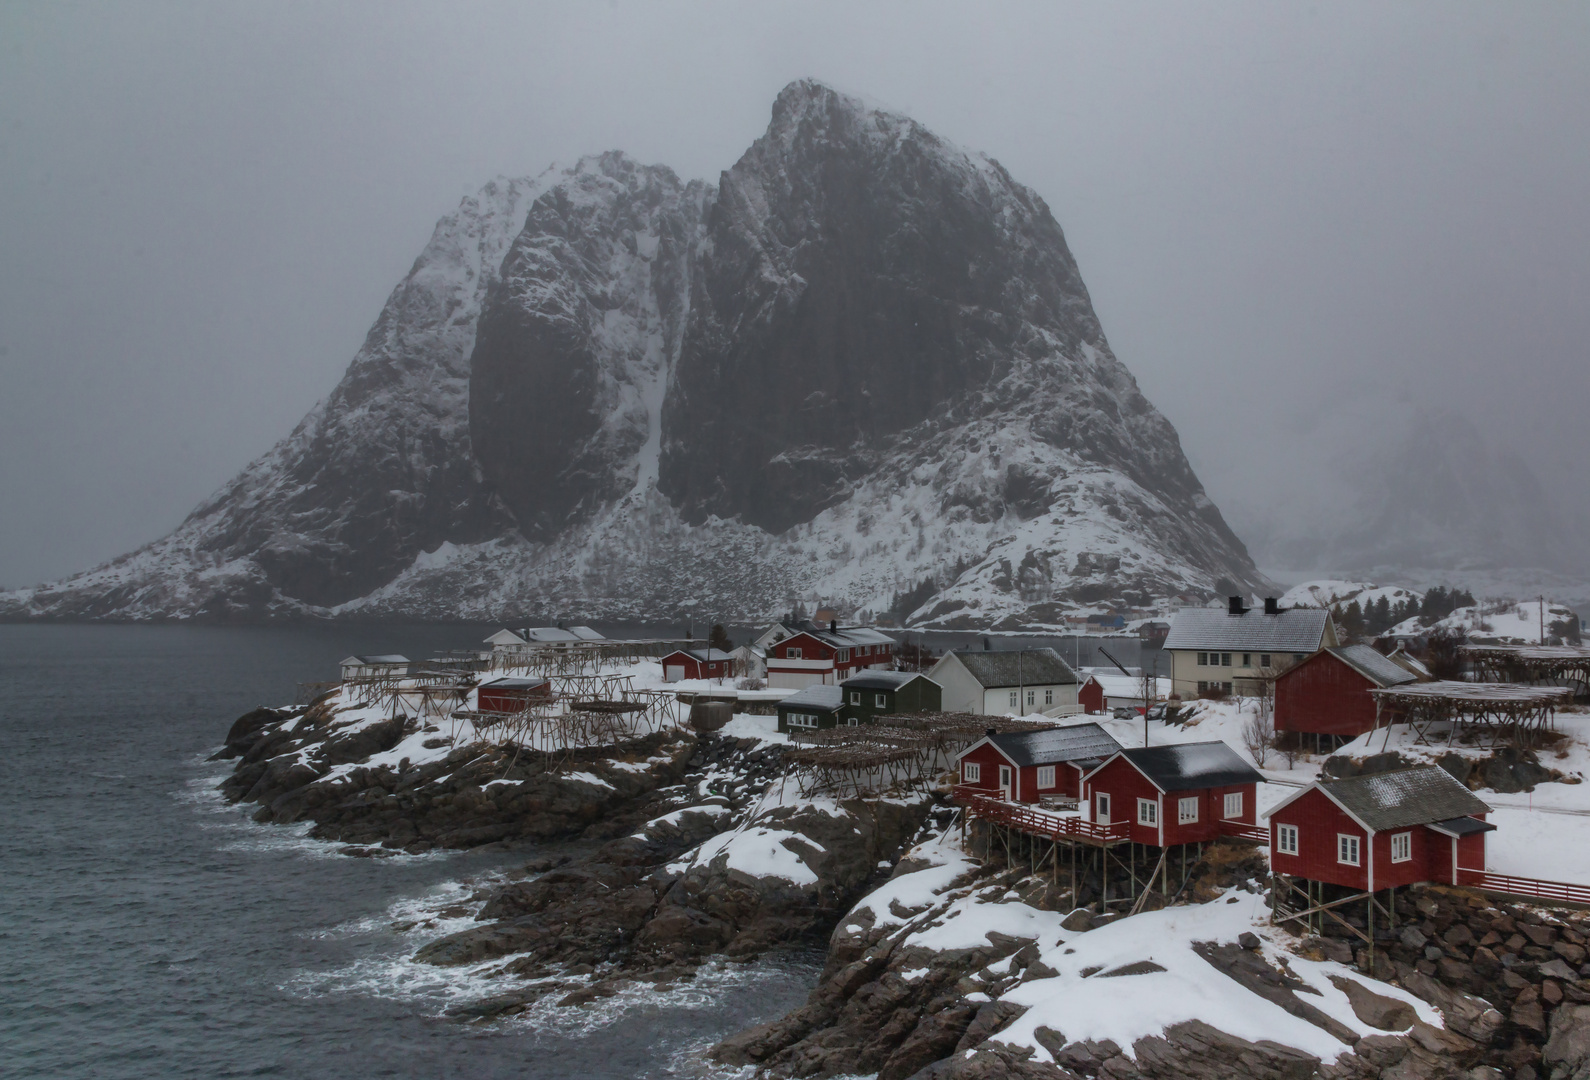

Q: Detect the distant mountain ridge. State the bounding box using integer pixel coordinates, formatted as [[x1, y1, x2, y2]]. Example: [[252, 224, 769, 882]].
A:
[[1, 81, 1265, 626]]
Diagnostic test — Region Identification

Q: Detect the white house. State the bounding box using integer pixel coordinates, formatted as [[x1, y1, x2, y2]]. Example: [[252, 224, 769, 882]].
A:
[[339, 654, 412, 681], [926, 648, 1082, 716], [1163, 597, 1337, 698]]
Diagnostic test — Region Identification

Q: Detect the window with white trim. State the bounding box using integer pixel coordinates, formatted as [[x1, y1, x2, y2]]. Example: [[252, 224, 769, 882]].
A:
[[875, 693, 887, 708], [1178, 796, 1199, 824], [1337, 833, 1361, 866], [1045, 689, 1054, 705], [1223, 792, 1243, 819], [786, 647, 802, 658], [850, 691, 861, 705], [962, 761, 981, 783], [1037, 765, 1056, 789], [1221, 652, 1232, 667], [1137, 798, 1158, 825], [1027, 689, 1036, 707], [837, 649, 850, 662], [1277, 823, 1298, 855], [786, 712, 818, 728], [1009, 691, 1019, 707], [1197, 651, 1208, 666], [1390, 831, 1411, 863]]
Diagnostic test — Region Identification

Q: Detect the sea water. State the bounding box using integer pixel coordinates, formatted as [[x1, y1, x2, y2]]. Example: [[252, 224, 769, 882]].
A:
[[0, 624, 816, 1079]]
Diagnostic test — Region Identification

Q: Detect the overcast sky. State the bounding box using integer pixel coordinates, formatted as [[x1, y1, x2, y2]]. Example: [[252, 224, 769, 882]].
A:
[[2, 1, 1587, 588]]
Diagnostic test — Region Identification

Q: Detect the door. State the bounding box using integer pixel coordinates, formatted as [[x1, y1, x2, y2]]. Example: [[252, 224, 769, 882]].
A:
[[999, 765, 1013, 800], [664, 665, 685, 683], [1096, 792, 1111, 825]]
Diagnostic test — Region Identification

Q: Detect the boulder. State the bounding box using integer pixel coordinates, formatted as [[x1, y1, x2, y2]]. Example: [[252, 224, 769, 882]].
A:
[[1328, 975, 1418, 1031], [1543, 1003, 1590, 1080], [1400, 970, 1504, 1043]]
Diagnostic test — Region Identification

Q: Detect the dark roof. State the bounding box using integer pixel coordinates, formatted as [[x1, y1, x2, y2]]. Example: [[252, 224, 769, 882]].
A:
[[1115, 742, 1264, 792], [343, 654, 410, 665], [841, 670, 928, 691], [779, 684, 844, 713], [1326, 645, 1419, 688], [1316, 766, 1491, 831], [1164, 607, 1332, 653], [1429, 816, 1497, 838], [986, 723, 1123, 768], [951, 649, 1078, 688]]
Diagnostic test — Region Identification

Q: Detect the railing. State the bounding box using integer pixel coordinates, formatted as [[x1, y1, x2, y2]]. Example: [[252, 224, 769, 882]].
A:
[[1219, 821, 1270, 843], [1456, 868, 1590, 906], [952, 786, 1130, 843]]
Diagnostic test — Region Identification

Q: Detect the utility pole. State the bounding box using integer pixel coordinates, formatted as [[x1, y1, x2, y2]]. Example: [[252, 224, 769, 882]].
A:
[[1540, 595, 1546, 644]]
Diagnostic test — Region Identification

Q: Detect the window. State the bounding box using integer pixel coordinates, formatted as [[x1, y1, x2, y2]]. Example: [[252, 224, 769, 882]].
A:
[[846, 717, 859, 727], [837, 649, 850, 662], [1221, 652, 1233, 667], [1137, 798, 1158, 825], [1197, 681, 1209, 693], [850, 692, 861, 705], [787, 712, 818, 728], [1391, 832, 1412, 863], [1294, 653, 1307, 663], [963, 761, 981, 783], [1009, 691, 1019, 707], [1337, 834, 1361, 866], [1222, 682, 1233, 694], [1277, 823, 1298, 855], [999, 765, 1012, 790], [1096, 792, 1111, 822], [1242, 653, 1251, 667], [1260, 653, 1271, 668], [1179, 796, 1199, 824], [786, 647, 802, 659], [1197, 651, 1208, 666], [1044, 689, 1053, 705], [1223, 792, 1243, 819], [859, 645, 869, 656], [1026, 689, 1036, 706], [875, 693, 887, 708], [1037, 765, 1056, 789]]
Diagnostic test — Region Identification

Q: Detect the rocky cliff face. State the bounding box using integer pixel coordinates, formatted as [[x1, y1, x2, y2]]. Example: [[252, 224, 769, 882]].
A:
[[1, 81, 1264, 625]]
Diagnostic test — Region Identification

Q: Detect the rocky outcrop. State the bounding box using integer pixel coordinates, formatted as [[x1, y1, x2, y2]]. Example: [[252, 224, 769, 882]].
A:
[[3, 80, 1264, 626]]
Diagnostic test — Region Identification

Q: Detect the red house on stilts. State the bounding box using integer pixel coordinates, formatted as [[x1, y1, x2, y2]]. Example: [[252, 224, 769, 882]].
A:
[[1274, 645, 1423, 752], [956, 724, 1123, 803], [1080, 741, 1264, 847]]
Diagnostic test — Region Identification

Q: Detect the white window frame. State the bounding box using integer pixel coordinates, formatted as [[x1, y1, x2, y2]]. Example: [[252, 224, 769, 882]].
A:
[[1277, 823, 1298, 855], [875, 693, 887, 708], [1221, 652, 1232, 667], [1037, 765, 1056, 789], [1223, 792, 1243, 819], [786, 712, 818, 729], [1197, 651, 1208, 666], [1137, 798, 1158, 825], [1178, 796, 1199, 824], [1044, 689, 1053, 705], [850, 691, 861, 705], [962, 761, 981, 783], [837, 649, 850, 662], [1337, 833, 1361, 866], [786, 647, 802, 659], [1390, 831, 1411, 863], [1026, 689, 1036, 707], [1009, 690, 1019, 707]]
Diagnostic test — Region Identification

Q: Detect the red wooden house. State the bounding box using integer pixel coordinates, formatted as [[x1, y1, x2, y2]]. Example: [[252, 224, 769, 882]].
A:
[[1080, 741, 1263, 847], [475, 676, 552, 713], [1274, 645, 1421, 748], [1078, 676, 1105, 715], [1265, 766, 1493, 892], [763, 622, 896, 689], [660, 648, 735, 682], [957, 723, 1123, 802]]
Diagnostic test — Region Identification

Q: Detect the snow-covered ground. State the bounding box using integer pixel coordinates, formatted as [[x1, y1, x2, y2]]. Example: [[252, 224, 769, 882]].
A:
[[1279, 579, 1422, 612], [1388, 597, 1580, 644]]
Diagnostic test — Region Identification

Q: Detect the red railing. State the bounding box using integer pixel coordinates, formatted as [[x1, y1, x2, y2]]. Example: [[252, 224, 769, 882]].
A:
[[1219, 821, 1270, 843], [1455, 869, 1590, 906], [952, 786, 1130, 843]]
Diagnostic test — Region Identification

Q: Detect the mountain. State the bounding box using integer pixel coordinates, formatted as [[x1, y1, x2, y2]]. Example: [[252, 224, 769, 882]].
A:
[[1, 81, 1264, 627]]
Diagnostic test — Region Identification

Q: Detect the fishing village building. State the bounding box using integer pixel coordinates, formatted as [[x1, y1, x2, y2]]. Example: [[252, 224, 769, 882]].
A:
[[1081, 742, 1264, 847], [956, 723, 1123, 802], [1163, 598, 1337, 698], [1274, 644, 1423, 750], [927, 648, 1081, 716], [762, 621, 897, 689]]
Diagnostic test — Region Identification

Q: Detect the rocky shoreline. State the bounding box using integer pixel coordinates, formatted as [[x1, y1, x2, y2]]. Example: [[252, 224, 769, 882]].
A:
[[217, 701, 1590, 1080]]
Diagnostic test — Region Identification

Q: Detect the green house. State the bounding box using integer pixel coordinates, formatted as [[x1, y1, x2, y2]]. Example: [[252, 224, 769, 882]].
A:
[[777, 684, 846, 733], [838, 671, 942, 725]]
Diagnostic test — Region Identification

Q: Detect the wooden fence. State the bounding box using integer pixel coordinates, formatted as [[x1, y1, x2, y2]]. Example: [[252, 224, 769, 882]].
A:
[[952, 786, 1129, 844]]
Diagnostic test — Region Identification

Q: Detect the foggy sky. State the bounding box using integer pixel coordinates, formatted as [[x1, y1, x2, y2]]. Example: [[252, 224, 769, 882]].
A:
[[2, 1, 1587, 589]]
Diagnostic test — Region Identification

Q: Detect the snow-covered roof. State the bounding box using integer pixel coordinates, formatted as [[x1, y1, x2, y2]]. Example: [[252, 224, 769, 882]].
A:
[[949, 649, 1078, 688], [1108, 741, 1263, 792], [1163, 607, 1331, 653], [982, 723, 1122, 768], [664, 648, 735, 662], [1323, 645, 1420, 688], [779, 684, 845, 712], [1270, 766, 1491, 833], [567, 625, 605, 641], [841, 670, 931, 691], [340, 654, 410, 666], [477, 676, 550, 690], [781, 620, 897, 650]]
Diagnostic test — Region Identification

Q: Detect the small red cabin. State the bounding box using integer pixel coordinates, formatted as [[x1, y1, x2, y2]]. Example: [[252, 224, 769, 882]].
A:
[[661, 648, 735, 683], [1081, 741, 1262, 847], [476, 677, 551, 713], [1266, 766, 1493, 891], [1078, 677, 1105, 715], [957, 723, 1123, 803], [1274, 645, 1420, 745]]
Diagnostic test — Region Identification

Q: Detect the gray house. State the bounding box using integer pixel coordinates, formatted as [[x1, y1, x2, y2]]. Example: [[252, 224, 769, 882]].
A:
[[926, 648, 1081, 716]]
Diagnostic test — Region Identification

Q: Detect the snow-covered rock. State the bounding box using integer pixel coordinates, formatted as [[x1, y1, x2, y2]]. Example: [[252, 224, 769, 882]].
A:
[[1, 81, 1265, 624]]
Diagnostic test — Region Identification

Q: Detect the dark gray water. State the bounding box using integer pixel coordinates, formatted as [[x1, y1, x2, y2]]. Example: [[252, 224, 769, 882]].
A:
[[0, 624, 816, 1079]]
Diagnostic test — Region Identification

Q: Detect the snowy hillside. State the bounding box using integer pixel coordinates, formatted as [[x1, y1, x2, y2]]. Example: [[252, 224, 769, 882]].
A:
[[0, 81, 1265, 625]]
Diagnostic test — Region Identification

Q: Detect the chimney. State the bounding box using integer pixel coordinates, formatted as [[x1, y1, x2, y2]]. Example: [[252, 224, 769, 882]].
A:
[[829, 619, 838, 633], [1263, 597, 1281, 615], [1228, 596, 1247, 615]]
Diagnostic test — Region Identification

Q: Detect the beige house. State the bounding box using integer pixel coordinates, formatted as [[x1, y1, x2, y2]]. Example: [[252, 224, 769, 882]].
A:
[[1163, 598, 1337, 698]]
